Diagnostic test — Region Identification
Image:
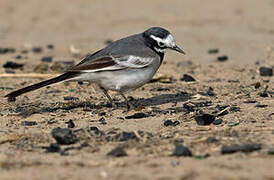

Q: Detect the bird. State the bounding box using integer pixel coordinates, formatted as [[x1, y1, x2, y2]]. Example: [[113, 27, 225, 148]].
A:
[[5, 27, 185, 109]]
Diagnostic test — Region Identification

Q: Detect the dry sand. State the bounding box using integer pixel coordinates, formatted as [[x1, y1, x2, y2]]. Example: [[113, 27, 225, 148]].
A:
[[0, 0, 274, 179]]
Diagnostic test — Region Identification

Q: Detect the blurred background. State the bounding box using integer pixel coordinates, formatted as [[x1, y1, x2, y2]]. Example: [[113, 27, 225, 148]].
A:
[[0, 0, 273, 65]]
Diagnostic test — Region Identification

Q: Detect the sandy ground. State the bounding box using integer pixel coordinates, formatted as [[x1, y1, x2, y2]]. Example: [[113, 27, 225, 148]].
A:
[[0, 0, 274, 179]]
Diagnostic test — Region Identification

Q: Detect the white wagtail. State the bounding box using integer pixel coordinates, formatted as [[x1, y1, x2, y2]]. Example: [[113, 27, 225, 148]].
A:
[[5, 27, 185, 109]]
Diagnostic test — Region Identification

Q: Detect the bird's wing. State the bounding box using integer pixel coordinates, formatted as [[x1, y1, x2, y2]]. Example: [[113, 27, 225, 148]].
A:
[[67, 54, 154, 72]]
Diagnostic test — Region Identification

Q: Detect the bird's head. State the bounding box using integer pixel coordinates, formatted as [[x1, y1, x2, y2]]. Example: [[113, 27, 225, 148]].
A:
[[143, 27, 185, 55]]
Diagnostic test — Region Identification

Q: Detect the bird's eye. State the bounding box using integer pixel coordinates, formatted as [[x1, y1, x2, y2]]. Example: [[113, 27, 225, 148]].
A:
[[158, 42, 165, 47]]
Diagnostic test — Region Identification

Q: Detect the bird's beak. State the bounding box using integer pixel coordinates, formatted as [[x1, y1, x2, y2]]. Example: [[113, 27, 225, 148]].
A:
[[171, 45, 185, 54]]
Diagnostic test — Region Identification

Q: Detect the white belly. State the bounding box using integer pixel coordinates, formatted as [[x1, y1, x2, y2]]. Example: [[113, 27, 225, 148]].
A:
[[73, 59, 161, 92]]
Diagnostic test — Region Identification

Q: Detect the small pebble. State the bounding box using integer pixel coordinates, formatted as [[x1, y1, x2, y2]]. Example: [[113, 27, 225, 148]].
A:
[[195, 114, 215, 125], [47, 44, 54, 49], [3, 61, 24, 69], [180, 74, 196, 82], [15, 55, 22, 59], [206, 137, 218, 143], [172, 144, 192, 157], [227, 121, 239, 127], [65, 120, 75, 128], [163, 120, 180, 127], [208, 48, 219, 54], [21, 121, 37, 126], [259, 67, 273, 76], [217, 55, 228, 62], [243, 100, 257, 104], [221, 144, 261, 154], [88, 126, 104, 136], [213, 118, 223, 125], [255, 104, 268, 108], [125, 112, 147, 119], [63, 96, 79, 101], [99, 117, 107, 125], [32, 46, 43, 53], [268, 148, 274, 155], [51, 127, 77, 145], [41, 56, 53, 63], [104, 39, 114, 45], [254, 82, 261, 89], [107, 147, 127, 157], [0, 47, 16, 54]]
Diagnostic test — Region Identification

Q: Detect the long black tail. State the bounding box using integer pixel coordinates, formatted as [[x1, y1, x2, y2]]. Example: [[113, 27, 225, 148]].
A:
[[5, 72, 80, 102]]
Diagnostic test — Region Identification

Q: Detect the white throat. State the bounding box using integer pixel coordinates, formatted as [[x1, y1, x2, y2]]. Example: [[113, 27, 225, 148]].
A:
[[154, 47, 166, 53]]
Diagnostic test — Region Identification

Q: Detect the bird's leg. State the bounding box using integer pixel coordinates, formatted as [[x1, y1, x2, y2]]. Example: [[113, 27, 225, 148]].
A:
[[119, 92, 134, 110], [99, 87, 117, 108]]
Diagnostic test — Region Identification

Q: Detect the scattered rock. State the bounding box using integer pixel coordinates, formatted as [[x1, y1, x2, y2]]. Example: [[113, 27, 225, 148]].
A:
[[213, 118, 223, 125], [41, 56, 53, 63], [63, 96, 79, 101], [46, 143, 61, 153], [32, 46, 43, 53], [51, 127, 77, 145], [99, 117, 107, 125], [172, 144, 192, 157], [221, 144, 261, 154], [163, 120, 180, 127], [227, 121, 239, 127], [255, 104, 268, 108], [0, 47, 16, 54], [243, 100, 257, 104], [195, 114, 215, 125], [254, 82, 261, 89], [217, 55, 228, 62], [65, 120, 75, 128], [125, 112, 147, 119], [206, 137, 218, 143], [104, 39, 113, 45], [268, 148, 274, 155], [180, 74, 196, 82], [107, 147, 127, 157], [208, 48, 219, 54], [259, 67, 273, 76], [47, 44, 54, 49], [21, 121, 37, 126], [88, 126, 105, 136], [3, 61, 24, 69]]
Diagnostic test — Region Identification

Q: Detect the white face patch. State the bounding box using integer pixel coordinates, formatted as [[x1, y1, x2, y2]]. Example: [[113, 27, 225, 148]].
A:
[[150, 34, 176, 48]]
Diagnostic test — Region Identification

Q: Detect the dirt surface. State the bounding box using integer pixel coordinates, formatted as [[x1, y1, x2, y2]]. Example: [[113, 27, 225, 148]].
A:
[[0, 0, 274, 179]]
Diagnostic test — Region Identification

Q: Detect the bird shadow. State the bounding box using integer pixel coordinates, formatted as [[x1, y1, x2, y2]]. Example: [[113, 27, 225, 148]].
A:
[[14, 92, 192, 117]]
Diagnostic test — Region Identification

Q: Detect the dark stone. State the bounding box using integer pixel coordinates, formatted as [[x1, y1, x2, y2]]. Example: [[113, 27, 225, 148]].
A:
[[172, 144, 192, 157], [243, 100, 257, 104], [259, 91, 268, 97], [107, 147, 127, 157], [99, 117, 107, 125], [46, 143, 61, 153], [206, 87, 216, 96], [259, 67, 273, 76], [206, 137, 218, 143], [229, 106, 240, 112], [208, 48, 219, 54], [213, 118, 223, 125], [268, 148, 274, 155], [163, 120, 180, 127], [217, 55, 228, 62], [88, 126, 105, 136], [195, 114, 215, 125], [221, 144, 261, 154], [98, 112, 106, 116], [47, 44, 54, 49], [254, 82, 261, 89], [41, 56, 53, 62], [180, 74, 196, 82], [51, 127, 77, 145], [63, 96, 79, 101], [21, 121, 37, 126], [0, 47, 16, 54], [115, 131, 137, 141], [125, 112, 147, 119], [15, 55, 22, 59], [104, 39, 113, 45], [32, 47, 43, 53], [228, 79, 240, 83], [3, 61, 24, 69], [255, 104, 268, 108], [65, 120, 75, 128]]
